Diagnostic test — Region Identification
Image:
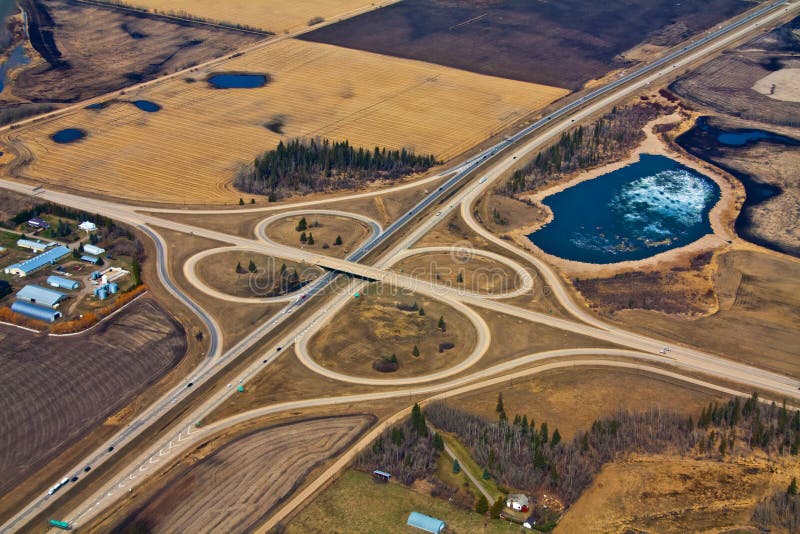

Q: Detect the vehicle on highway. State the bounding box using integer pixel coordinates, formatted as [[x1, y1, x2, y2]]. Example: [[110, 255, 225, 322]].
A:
[[70, 477, 78, 483], [47, 477, 70, 496], [83, 466, 91, 472], [478, 177, 487, 184], [107, 446, 114, 452], [435, 211, 442, 216]]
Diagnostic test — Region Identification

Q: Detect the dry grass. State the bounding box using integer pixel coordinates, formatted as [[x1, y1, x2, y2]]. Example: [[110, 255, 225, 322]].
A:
[[2, 39, 567, 205], [264, 214, 371, 259], [306, 283, 477, 378], [392, 252, 521, 296], [557, 453, 795, 533], [123, 0, 379, 34]]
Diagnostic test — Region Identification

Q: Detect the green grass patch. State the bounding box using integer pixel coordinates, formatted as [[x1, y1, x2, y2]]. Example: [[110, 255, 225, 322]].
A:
[[438, 429, 505, 500], [286, 470, 522, 534]]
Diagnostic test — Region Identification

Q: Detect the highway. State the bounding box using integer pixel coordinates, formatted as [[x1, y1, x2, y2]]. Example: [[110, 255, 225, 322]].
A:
[[1, 0, 798, 530]]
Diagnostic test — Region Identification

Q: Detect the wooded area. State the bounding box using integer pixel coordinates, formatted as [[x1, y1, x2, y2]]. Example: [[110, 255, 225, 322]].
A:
[[234, 138, 439, 198]]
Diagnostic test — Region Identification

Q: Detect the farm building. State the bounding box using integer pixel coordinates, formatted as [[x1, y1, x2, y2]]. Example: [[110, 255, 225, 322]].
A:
[[80, 255, 100, 264], [83, 244, 105, 256], [407, 512, 445, 533], [4, 245, 71, 277], [47, 276, 80, 290], [506, 494, 530, 512], [523, 511, 541, 529], [27, 217, 50, 229], [10, 301, 61, 322], [17, 239, 55, 253], [78, 221, 97, 232], [16, 285, 67, 308], [372, 469, 392, 482]]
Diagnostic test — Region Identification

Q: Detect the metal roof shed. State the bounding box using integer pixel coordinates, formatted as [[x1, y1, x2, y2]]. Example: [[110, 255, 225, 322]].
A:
[[407, 512, 446, 533], [83, 244, 105, 256], [11, 301, 62, 322], [47, 276, 80, 290], [16, 285, 67, 308], [3, 245, 71, 277]]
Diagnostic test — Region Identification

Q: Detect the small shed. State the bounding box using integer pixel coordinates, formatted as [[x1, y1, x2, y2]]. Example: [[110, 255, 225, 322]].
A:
[[523, 511, 541, 529], [16, 285, 67, 308], [27, 217, 50, 229], [407, 512, 445, 533], [372, 469, 391, 482], [79, 221, 97, 232], [47, 276, 79, 290], [83, 244, 105, 256], [81, 255, 99, 264]]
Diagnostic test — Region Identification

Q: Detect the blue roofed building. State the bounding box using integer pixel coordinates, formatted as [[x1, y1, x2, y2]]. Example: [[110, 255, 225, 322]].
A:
[[4, 245, 71, 277], [80, 255, 99, 264], [16, 285, 67, 308], [11, 301, 62, 322], [47, 275, 80, 290], [407, 512, 446, 533]]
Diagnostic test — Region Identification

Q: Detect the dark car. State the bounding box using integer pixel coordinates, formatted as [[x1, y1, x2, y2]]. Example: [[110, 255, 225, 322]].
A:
[[107, 446, 114, 452], [84, 466, 91, 472], [71, 477, 78, 483]]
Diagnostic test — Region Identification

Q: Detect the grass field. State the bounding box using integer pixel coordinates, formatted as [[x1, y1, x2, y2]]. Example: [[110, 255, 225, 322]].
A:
[[121, 0, 381, 34], [287, 470, 521, 534], [2, 39, 567, 204], [0, 297, 185, 500], [393, 252, 521, 296], [264, 213, 372, 259], [115, 416, 373, 533], [307, 283, 477, 378]]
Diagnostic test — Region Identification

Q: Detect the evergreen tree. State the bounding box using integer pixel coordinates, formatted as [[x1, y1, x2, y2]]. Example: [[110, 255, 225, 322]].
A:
[[490, 496, 504, 519], [300, 231, 307, 243], [418, 306, 425, 316], [296, 217, 307, 231], [238, 198, 244, 205], [412, 345, 420, 357], [789, 477, 798, 496], [475, 495, 488, 514], [551, 428, 562, 447], [456, 272, 463, 283], [236, 261, 242, 273], [334, 235, 343, 246], [438, 315, 446, 332], [131, 259, 141, 286], [248, 259, 256, 273], [411, 403, 428, 437], [496, 393, 505, 414], [307, 232, 315, 245], [433, 433, 444, 451], [280, 263, 287, 274], [540, 422, 549, 444], [452, 458, 460, 474]]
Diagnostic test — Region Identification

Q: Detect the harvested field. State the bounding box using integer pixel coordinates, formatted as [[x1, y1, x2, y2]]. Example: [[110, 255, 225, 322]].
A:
[[288, 469, 519, 534], [13, 0, 261, 103], [301, 0, 753, 90], [557, 454, 794, 533], [121, 0, 379, 34], [671, 16, 800, 127], [307, 284, 477, 378], [0, 297, 186, 499], [616, 249, 800, 379], [1, 39, 566, 204], [115, 416, 373, 533], [195, 251, 322, 298], [449, 367, 727, 440], [264, 213, 372, 259], [392, 252, 521, 296]]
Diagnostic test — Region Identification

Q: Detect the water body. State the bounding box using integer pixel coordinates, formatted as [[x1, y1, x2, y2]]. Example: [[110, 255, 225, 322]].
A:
[[676, 116, 800, 255], [207, 73, 267, 89], [132, 100, 161, 112], [51, 128, 86, 143], [85, 102, 106, 110], [528, 154, 720, 264], [0, 44, 29, 94]]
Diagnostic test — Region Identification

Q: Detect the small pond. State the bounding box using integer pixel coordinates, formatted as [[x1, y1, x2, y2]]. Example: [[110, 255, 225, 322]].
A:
[[51, 128, 87, 143], [132, 100, 161, 112], [528, 154, 720, 264], [207, 73, 268, 89]]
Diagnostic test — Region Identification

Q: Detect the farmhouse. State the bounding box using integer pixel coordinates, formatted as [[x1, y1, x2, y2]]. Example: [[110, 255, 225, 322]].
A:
[[4, 245, 71, 277], [27, 217, 50, 230], [16, 285, 67, 308], [78, 221, 97, 232], [506, 494, 530, 512], [17, 239, 55, 253], [407, 512, 445, 533], [47, 275, 80, 290], [10, 301, 61, 323]]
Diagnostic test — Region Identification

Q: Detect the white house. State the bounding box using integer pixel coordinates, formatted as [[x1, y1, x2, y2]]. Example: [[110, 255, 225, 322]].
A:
[[79, 221, 97, 232], [506, 493, 530, 512]]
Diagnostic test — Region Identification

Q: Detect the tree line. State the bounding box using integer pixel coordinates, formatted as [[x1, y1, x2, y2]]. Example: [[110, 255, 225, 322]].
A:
[[235, 138, 439, 198], [6, 202, 114, 229], [504, 101, 675, 194]]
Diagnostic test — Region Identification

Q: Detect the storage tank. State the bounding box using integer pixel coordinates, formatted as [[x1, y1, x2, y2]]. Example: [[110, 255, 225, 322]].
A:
[[91, 271, 101, 280], [108, 283, 119, 294], [97, 288, 109, 300]]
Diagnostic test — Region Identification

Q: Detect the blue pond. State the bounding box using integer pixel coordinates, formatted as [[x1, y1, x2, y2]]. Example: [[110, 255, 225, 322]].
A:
[[0, 45, 30, 94], [52, 128, 86, 144], [528, 154, 720, 264], [85, 102, 106, 110], [717, 130, 789, 146], [132, 100, 161, 112], [207, 73, 267, 89]]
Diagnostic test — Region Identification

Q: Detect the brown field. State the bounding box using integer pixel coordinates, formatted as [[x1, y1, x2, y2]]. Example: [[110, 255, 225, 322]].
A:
[[448, 367, 727, 440], [122, 0, 381, 34], [195, 250, 322, 298], [307, 284, 477, 378], [264, 213, 372, 259], [1, 38, 567, 205], [113, 416, 373, 533], [615, 249, 800, 378], [302, 0, 753, 90], [0, 297, 186, 500], [12, 0, 260, 103], [392, 252, 521, 296], [557, 454, 795, 533]]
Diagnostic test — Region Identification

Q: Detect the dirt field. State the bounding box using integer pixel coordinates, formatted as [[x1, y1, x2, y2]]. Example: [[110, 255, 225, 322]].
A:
[[1, 38, 566, 204], [307, 283, 477, 378], [287, 469, 519, 534], [264, 213, 372, 259], [616, 249, 800, 378], [301, 0, 753, 90], [114, 416, 373, 533], [449, 367, 727, 440], [557, 453, 795, 533], [392, 252, 521, 296], [195, 250, 322, 298], [124, 0, 382, 34], [0, 297, 186, 500], [671, 16, 800, 127], [12, 0, 261, 103]]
